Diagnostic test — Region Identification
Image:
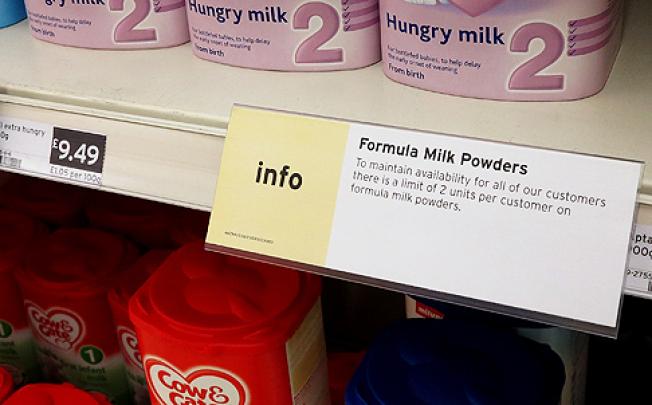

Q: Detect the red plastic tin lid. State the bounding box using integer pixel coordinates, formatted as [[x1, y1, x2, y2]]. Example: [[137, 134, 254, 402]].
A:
[[0, 366, 13, 403], [0, 209, 46, 274], [85, 192, 176, 248], [16, 228, 138, 295], [3, 383, 112, 405], [0, 176, 84, 225], [109, 250, 170, 314], [130, 242, 321, 346]]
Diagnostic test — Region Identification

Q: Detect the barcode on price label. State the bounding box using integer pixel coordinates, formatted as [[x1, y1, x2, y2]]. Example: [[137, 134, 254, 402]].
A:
[[0, 150, 22, 169]]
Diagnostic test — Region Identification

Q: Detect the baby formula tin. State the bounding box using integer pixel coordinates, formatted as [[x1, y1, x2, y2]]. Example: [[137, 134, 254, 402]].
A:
[[23, 0, 189, 48], [0, 176, 84, 226], [185, 0, 381, 70], [0, 367, 14, 403], [0, 209, 47, 386], [85, 192, 177, 248], [3, 383, 112, 405], [406, 295, 589, 405], [130, 242, 330, 405], [169, 209, 210, 246], [379, 0, 623, 100], [328, 352, 364, 405], [346, 319, 566, 405], [0, 0, 26, 28], [108, 250, 170, 405], [15, 229, 138, 404]]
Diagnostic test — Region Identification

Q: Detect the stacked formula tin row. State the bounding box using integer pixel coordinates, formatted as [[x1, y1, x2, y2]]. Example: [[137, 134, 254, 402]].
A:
[[2, 0, 624, 101]]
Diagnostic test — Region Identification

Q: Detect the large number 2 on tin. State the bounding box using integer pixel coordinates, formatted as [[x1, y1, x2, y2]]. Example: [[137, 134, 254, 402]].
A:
[[109, 0, 157, 43], [293, 2, 343, 64], [509, 23, 564, 91]]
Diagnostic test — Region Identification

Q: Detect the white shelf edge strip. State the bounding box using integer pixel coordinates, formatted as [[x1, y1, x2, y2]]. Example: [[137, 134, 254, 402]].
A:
[[0, 94, 227, 137], [624, 289, 652, 300], [3, 95, 651, 206]]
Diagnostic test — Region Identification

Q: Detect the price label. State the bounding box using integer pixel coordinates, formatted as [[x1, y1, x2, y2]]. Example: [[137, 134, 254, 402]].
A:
[[0, 116, 52, 174], [50, 128, 106, 174], [0, 115, 106, 186], [626, 223, 652, 294]]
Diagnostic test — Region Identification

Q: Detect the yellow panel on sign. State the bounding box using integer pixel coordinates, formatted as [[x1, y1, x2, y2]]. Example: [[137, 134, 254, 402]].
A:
[[207, 107, 349, 266]]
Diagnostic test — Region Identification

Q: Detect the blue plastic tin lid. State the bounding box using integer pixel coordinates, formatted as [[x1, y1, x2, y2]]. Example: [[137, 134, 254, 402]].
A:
[[0, 0, 26, 28], [346, 319, 565, 405], [408, 295, 546, 329]]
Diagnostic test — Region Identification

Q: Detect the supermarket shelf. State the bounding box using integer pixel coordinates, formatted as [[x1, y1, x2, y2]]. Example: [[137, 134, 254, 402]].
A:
[[0, 3, 650, 304], [0, 0, 651, 207]]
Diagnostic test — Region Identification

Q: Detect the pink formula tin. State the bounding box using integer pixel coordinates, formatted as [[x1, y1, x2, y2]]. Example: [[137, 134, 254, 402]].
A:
[[23, 0, 189, 49], [379, 0, 623, 100], [185, 0, 381, 70]]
